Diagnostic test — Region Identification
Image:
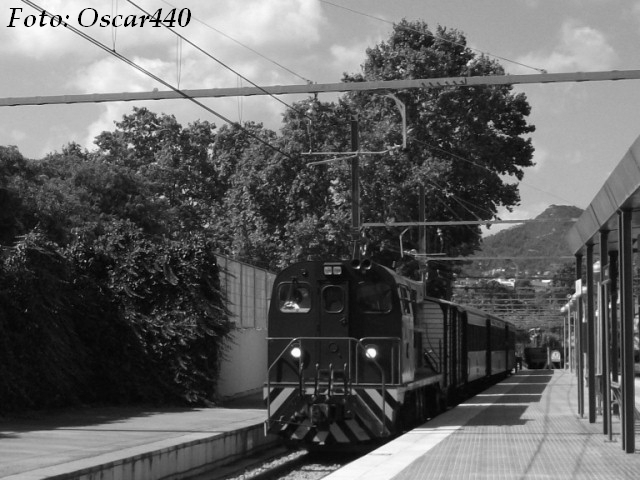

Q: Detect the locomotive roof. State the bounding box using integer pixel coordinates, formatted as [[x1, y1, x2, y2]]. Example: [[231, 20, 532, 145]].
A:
[[423, 294, 515, 328]]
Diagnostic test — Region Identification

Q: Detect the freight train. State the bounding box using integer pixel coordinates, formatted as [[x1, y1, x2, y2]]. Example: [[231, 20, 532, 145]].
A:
[[263, 259, 516, 448]]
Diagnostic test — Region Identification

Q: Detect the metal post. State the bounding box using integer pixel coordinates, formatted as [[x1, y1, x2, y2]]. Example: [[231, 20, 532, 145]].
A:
[[599, 231, 610, 435], [419, 185, 426, 254], [618, 210, 635, 453], [607, 251, 616, 442], [350, 116, 360, 259], [570, 311, 575, 372], [576, 254, 584, 418], [609, 250, 619, 383], [564, 306, 568, 369], [586, 243, 596, 424]]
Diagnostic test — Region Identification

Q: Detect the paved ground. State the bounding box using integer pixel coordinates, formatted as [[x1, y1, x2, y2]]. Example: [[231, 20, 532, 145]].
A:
[[2, 375, 639, 480], [327, 370, 640, 480], [0, 402, 266, 478]]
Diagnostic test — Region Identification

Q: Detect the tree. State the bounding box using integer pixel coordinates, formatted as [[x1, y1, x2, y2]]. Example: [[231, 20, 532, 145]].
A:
[[341, 20, 534, 260], [0, 146, 28, 244], [93, 108, 222, 234], [68, 220, 232, 403], [271, 21, 535, 292]]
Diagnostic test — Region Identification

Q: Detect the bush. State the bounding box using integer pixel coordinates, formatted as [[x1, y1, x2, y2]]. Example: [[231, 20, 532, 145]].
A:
[[0, 225, 231, 413]]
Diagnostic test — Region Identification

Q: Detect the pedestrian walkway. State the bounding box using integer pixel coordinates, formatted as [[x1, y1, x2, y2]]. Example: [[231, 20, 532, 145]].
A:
[[327, 369, 640, 480], [0, 400, 273, 480]]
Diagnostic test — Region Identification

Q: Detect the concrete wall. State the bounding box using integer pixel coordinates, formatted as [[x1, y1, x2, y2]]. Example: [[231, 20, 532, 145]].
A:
[[216, 256, 275, 400]]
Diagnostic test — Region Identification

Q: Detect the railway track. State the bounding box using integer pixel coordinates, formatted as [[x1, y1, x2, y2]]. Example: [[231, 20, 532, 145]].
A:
[[212, 447, 362, 480]]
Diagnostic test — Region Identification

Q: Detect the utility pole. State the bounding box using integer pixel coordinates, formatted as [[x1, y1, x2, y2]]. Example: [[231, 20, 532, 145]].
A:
[[419, 185, 426, 254], [351, 116, 360, 259]]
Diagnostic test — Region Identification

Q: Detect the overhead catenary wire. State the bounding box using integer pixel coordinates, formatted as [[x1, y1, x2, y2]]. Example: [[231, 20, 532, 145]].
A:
[[318, 0, 547, 74], [157, 0, 314, 85], [126, 0, 307, 118], [19, 0, 294, 160], [413, 137, 575, 206], [423, 175, 494, 222]]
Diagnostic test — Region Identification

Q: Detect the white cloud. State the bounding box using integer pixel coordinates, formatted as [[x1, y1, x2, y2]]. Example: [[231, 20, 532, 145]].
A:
[[82, 103, 132, 150], [330, 42, 367, 75], [207, 0, 325, 47], [633, 2, 640, 29], [8, 129, 27, 143], [1, 0, 327, 79], [69, 57, 163, 92], [516, 20, 617, 73]]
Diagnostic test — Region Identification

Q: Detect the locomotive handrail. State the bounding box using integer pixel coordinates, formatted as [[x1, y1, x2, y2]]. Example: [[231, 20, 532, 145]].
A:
[[266, 336, 399, 436], [265, 337, 302, 427]]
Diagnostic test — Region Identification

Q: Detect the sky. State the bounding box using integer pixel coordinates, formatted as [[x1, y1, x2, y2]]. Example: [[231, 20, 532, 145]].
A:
[[2, 0, 640, 234]]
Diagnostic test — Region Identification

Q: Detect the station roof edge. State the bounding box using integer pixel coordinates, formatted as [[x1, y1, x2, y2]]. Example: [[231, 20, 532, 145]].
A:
[[566, 133, 640, 254]]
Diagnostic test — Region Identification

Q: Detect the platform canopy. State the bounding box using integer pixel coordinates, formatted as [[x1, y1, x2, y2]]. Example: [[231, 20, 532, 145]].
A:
[[566, 133, 640, 255]]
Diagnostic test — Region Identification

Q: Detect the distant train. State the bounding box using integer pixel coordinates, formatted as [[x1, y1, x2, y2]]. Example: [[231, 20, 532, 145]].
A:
[[263, 259, 516, 448], [524, 347, 549, 369]]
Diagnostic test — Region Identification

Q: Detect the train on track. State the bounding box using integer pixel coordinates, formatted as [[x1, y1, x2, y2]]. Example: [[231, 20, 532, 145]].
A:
[[263, 258, 516, 448]]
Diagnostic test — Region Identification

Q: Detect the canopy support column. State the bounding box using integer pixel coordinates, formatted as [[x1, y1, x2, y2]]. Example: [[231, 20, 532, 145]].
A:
[[618, 209, 635, 453]]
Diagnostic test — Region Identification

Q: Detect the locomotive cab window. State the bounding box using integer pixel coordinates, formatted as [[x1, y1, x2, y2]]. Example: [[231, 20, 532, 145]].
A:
[[398, 285, 412, 315], [278, 282, 311, 313], [356, 283, 392, 313], [322, 286, 344, 313]]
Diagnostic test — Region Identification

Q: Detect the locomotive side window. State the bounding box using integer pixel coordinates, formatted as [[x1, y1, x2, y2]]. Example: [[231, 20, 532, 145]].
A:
[[278, 282, 311, 313], [356, 283, 392, 313], [322, 286, 344, 313], [398, 285, 412, 315]]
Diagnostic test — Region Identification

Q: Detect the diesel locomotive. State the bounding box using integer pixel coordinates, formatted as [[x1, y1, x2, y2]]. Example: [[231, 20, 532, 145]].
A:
[[264, 258, 516, 447]]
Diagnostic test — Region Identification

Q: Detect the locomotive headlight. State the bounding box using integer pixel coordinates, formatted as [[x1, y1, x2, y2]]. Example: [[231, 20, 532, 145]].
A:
[[365, 344, 379, 360], [290, 346, 302, 359]]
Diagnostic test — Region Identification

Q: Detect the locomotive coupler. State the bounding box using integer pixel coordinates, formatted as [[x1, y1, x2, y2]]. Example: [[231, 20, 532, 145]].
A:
[[309, 399, 352, 428]]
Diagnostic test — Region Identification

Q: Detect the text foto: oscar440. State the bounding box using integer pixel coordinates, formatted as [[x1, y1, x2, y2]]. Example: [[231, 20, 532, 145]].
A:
[[7, 7, 191, 28]]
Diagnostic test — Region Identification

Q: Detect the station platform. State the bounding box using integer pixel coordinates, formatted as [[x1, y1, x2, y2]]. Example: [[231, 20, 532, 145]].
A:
[[0, 397, 275, 480], [326, 369, 640, 480]]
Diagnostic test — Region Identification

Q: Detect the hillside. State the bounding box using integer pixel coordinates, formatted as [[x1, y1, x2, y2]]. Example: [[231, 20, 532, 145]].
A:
[[452, 205, 582, 334], [469, 204, 582, 277]]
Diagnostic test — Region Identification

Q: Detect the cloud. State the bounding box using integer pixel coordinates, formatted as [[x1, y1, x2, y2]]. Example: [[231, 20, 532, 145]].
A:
[[69, 57, 162, 92], [8, 129, 27, 143], [633, 2, 640, 28], [43, 0, 331, 150], [2, 0, 327, 82], [219, 0, 325, 46], [516, 20, 617, 73], [330, 43, 366, 75]]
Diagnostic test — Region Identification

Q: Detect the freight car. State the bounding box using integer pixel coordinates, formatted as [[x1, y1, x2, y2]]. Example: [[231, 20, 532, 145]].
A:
[[264, 259, 516, 447]]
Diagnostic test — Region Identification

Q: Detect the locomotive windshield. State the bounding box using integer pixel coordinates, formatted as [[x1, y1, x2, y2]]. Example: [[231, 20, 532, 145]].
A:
[[278, 281, 311, 313], [356, 282, 392, 313]]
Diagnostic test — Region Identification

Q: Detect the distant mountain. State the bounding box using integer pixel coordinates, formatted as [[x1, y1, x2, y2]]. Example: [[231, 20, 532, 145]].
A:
[[468, 205, 583, 277]]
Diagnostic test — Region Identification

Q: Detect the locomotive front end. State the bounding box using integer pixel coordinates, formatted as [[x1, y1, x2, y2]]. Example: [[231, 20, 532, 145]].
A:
[[264, 260, 403, 447]]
